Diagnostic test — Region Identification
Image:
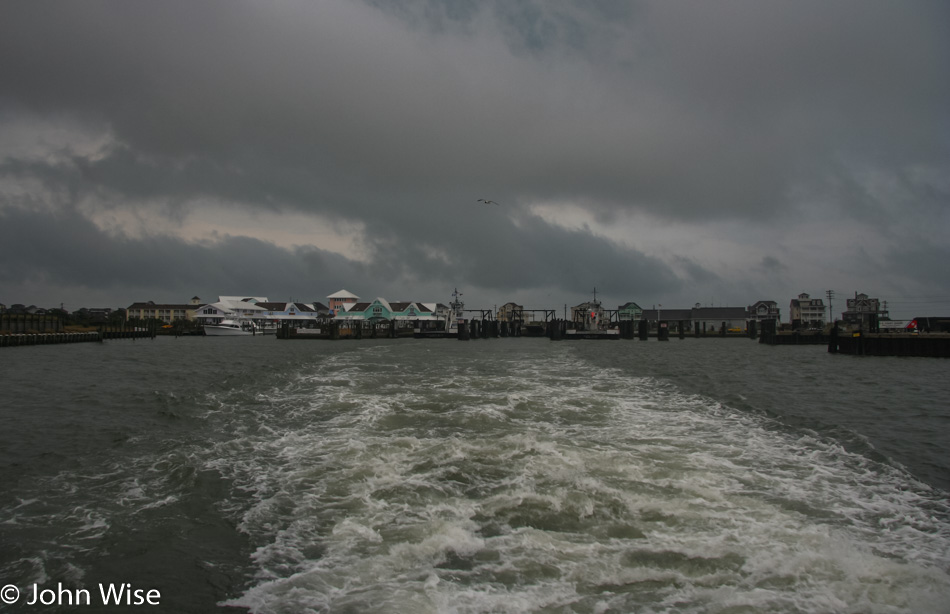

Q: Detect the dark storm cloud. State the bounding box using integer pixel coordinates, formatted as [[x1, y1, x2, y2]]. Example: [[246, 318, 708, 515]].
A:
[[0, 205, 364, 304], [0, 0, 948, 309], [364, 208, 682, 297], [4, 0, 944, 218]]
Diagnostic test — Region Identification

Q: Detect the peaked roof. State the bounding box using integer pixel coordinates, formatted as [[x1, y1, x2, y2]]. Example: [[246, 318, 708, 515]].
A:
[[327, 289, 360, 299], [219, 296, 268, 303], [256, 302, 318, 312]]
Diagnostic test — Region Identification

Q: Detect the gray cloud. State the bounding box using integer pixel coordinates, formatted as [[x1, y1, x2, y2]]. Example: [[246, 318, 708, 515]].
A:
[[0, 205, 363, 303], [0, 0, 948, 316]]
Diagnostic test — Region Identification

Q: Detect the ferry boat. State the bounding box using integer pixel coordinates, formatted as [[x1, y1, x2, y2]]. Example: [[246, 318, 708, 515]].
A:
[[414, 289, 465, 339], [565, 290, 620, 340]]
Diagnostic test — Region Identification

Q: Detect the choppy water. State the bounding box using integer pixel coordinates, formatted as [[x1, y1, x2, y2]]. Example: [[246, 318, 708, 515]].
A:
[[1, 337, 948, 613]]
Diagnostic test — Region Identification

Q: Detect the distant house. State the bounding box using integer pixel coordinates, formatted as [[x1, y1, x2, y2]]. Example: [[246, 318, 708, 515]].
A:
[[617, 302, 643, 322], [788, 293, 825, 328], [127, 296, 202, 323], [748, 300, 781, 324], [497, 302, 524, 323], [842, 292, 884, 328], [327, 290, 359, 316]]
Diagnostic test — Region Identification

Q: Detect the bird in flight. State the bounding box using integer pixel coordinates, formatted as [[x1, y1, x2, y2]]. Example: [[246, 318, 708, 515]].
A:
[[477, 198, 500, 206]]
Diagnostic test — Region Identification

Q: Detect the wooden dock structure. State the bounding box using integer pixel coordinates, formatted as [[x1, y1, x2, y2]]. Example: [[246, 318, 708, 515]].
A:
[[829, 330, 950, 357], [0, 326, 156, 348]]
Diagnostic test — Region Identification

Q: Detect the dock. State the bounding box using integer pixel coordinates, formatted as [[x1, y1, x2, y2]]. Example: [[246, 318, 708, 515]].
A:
[[0, 326, 156, 347], [829, 330, 950, 357]]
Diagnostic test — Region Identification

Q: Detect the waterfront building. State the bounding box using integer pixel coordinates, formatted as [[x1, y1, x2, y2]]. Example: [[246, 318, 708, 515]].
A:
[[789, 293, 825, 328], [334, 298, 441, 324], [126, 296, 202, 323], [640, 307, 692, 329], [193, 296, 269, 326], [842, 292, 885, 328], [497, 302, 524, 323], [748, 300, 780, 324], [640, 305, 749, 333], [327, 290, 359, 316], [617, 302, 643, 322], [691, 306, 749, 333], [256, 302, 325, 325]]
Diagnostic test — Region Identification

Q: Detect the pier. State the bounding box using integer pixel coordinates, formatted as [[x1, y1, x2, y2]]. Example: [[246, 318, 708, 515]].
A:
[[0, 327, 155, 347], [829, 329, 950, 357], [1, 313, 158, 348]]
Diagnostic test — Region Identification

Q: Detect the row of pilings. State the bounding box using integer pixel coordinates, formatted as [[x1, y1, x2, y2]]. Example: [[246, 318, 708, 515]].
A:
[[1, 331, 102, 347], [458, 319, 755, 341], [828, 324, 950, 357], [0, 323, 156, 347]]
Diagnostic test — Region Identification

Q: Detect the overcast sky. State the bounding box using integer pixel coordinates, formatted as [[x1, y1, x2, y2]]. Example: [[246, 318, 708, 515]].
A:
[[1, 0, 947, 319]]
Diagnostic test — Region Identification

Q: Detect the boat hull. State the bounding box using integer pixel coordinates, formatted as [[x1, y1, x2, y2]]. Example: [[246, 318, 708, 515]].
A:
[[203, 326, 255, 336], [564, 330, 621, 340]]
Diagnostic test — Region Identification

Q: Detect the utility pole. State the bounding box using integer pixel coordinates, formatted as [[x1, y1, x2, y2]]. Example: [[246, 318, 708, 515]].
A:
[[826, 290, 835, 324]]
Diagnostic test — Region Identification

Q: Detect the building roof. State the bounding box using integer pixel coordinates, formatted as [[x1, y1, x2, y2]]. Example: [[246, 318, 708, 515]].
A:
[[256, 302, 318, 312], [128, 302, 197, 310], [218, 296, 269, 303], [693, 307, 749, 319], [327, 289, 360, 299], [641, 308, 693, 321]]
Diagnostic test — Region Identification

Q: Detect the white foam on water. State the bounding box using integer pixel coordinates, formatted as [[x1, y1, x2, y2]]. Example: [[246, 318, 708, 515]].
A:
[[210, 345, 950, 613]]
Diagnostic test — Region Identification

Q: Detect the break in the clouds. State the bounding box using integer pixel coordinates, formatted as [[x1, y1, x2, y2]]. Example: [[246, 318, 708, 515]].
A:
[[1, 0, 947, 317]]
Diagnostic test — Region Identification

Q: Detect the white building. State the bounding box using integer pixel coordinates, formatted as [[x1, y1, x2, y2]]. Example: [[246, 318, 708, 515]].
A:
[[789, 293, 826, 328], [194, 296, 269, 325]]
